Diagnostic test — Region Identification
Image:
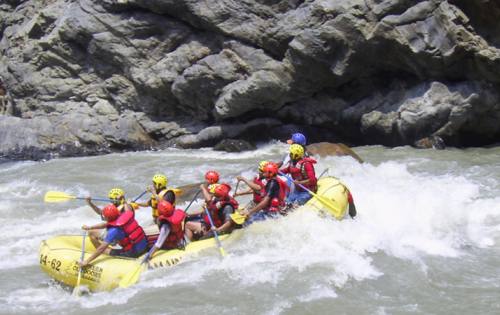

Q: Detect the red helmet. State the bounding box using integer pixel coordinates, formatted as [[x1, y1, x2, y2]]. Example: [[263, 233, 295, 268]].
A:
[[205, 171, 220, 184], [214, 183, 230, 198], [262, 162, 278, 178], [102, 204, 120, 222], [158, 200, 174, 218]]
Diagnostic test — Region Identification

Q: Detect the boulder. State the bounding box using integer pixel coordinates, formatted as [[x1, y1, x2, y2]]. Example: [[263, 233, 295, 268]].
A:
[[214, 139, 256, 152], [413, 136, 446, 150], [306, 142, 364, 163]]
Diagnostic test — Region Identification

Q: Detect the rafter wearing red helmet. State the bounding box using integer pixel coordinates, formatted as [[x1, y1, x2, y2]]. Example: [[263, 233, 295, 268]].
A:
[[185, 183, 239, 241], [79, 204, 147, 268]]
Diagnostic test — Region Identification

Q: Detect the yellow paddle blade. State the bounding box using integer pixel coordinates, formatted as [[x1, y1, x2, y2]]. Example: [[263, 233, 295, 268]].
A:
[[230, 212, 246, 225], [118, 263, 146, 288], [310, 191, 343, 219], [219, 247, 227, 257], [72, 272, 83, 296], [171, 188, 182, 196], [44, 191, 77, 203]]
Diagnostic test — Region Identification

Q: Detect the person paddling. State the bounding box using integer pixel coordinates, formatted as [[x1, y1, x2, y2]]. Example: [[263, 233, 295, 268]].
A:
[[242, 162, 288, 224], [281, 144, 317, 205], [235, 161, 268, 210], [204, 170, 220, 192], [135, 174, 176, 224], [278, 132, 309, 168], [86, 188, 134, 217], [147, 200, 186, 260], [78, 205, 148, 267], [185, 183, 238, 241]]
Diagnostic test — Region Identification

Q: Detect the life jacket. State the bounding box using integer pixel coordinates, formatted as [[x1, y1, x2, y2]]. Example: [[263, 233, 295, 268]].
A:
[[151, 189, 175, 219], [252, 176, 267, 203], [107, 210, 146, 252], [203, 197, 239, 228], [158, 209, 186, 249], [266, 177, 288, 212], [286, 157, 317, 192]]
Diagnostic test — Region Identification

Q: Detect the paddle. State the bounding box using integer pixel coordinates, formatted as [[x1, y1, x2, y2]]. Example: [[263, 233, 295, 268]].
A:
[[230, 209, 247, 225], [184, 189, 201, 213], [132, 190, 148, 202], [278, 171, 343, 219], [119, 189, 203, 289], [44, 191, 109, 203], [204, 206, 226, 257], [118, 246, 155, 288], [318, 168, 329, 179], [72, 231, 87, 296]]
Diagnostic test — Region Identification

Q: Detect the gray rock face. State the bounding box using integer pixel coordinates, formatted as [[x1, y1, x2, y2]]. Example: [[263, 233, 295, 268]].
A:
[[1, 0, 499, 159], [214, 139, 256, 153]]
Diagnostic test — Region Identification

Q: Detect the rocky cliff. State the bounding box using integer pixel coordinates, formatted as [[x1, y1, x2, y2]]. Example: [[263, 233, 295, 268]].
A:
[[1, 0, 499, 159]]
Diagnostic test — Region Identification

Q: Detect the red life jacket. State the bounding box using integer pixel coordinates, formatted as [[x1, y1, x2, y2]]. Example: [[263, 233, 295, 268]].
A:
[[266, 177, 289, 212], [158, 209, 186, 249], [253, 176, 267, 203], [203, 197, 239, 227], [107, 210, 146, 252], [287, 157, 317, 192]]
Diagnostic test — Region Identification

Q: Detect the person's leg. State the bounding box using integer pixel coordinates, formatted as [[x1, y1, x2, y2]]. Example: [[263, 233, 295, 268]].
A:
[[88, 229, 104, 249], [185, 221, 204, 241]]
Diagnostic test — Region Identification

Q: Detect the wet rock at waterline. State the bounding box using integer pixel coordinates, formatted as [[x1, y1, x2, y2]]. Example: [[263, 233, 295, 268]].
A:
[[214, 139, 256, 153], [1, 0, 500, 159], [307, 142, 364, 163]]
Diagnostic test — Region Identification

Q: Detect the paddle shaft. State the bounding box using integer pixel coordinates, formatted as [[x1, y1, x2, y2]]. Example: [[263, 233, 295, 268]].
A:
[[77, 197, 110, 202], [133, 190, 148, 202], [234, 181, 240, 196], [279, 171, 342, 218], [184, 189, 201, 213], [318, 168, 329, 179], [203, 206, 225, 257], [73, 231, 87, 295]]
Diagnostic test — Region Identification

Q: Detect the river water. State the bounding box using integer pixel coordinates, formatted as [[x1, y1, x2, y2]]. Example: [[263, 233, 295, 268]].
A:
[[0, 142, 499, 314]]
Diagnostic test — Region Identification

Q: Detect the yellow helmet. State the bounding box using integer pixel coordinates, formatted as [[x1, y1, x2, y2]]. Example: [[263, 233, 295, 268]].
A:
[[209, 183, 219, 194], [289, 144, 304, 160], [108, 188, 125, 201], [258, 160, 269, 172], [152, 174, 167, 189]]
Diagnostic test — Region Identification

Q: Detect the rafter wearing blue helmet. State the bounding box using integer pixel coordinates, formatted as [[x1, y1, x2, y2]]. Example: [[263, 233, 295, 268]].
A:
[[286, 133, 307, 146]]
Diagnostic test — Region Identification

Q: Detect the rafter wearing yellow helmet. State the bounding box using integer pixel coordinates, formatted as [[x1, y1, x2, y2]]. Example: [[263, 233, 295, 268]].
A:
[[137, 174, 178, 223]]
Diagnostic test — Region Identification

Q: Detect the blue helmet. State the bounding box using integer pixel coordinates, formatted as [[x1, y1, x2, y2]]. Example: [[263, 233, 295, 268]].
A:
[[291, 133, 306, 145]]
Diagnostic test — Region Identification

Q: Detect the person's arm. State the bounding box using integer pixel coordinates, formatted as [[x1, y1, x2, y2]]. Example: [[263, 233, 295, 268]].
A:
[[278, 154, 290, 169], [213, 205, 235, 233], [294, 162, 317, 187], [149, 224, 171, 259], [236, 176, 262, 192], [246, 196, 271, 217], [234, 188, 253, 197], [82, 222, 107, 230], [79, 242, 109, 267], [86, 197, 102, 216], [134, 199, 151, 207], [122, 202, 134, 212], [200, 184, 212, 203]]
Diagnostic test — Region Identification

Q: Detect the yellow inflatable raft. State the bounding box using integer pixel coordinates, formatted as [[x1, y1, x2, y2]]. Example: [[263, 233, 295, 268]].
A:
[[39, 229, 241, 292], [304, 176, 349, 220], [39, 177, 349, 292]]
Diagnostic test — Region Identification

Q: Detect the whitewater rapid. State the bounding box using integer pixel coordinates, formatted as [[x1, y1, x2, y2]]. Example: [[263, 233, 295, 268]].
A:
[[0, 143, 499, 314]]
